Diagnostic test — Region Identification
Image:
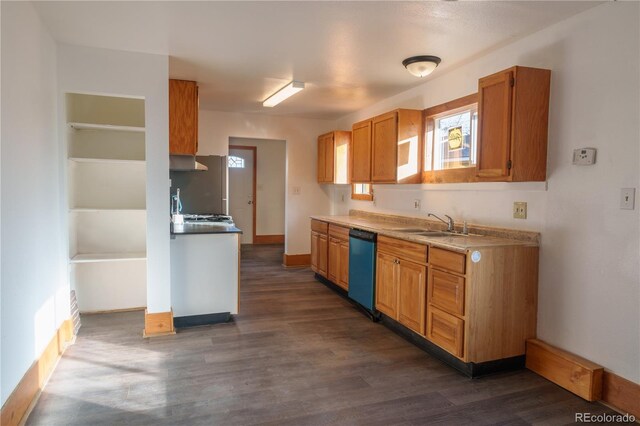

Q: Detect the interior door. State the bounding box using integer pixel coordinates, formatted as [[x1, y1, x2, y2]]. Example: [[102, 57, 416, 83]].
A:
[[229, 147, 255, 244]]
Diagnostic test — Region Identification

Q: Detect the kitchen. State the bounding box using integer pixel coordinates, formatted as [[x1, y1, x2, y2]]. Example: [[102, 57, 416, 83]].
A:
[[1, 1, 639, 425]]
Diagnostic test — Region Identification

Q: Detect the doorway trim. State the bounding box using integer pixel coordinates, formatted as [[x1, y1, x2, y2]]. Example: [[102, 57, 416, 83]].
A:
[[229, 145, 257, 244]]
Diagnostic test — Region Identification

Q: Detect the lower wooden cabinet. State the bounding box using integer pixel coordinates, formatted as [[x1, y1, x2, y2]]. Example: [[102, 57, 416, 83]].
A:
[[376, 238, 428, 335], [327, 237, 349, 290], [427, 306, 464, 358], [310, 230, 327, 277], [375, 251, 399, 318]]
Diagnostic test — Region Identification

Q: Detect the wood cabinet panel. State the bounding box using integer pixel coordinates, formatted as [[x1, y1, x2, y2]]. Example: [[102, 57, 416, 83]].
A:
[[169, 79, 198, 155], [430, 247, 466, 275], [351, 120, 372, 182], [338, 241, 349, 290], [328, 237, 340, 283], [328, 224, 349, 240], [398, 260, 426, 335], [377, 235, 427, 265], [310, 231, 319, 273], [371, 111, 398, 183], [317, 234, 328, 277], [427, 307, 464, 358], [324, 134, 335, 182], [429, 269, 465, 316], [317, 135, 327, 182], [476, 70, 513, 179], [317, 131, 351, 184], [375, 251, 398, 319], [311, 219, 328, 234]]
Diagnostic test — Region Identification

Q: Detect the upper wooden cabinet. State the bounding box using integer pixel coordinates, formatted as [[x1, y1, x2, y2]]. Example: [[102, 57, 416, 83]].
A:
[[169, 79, 199, 155], [351, 109, 422, 184], [351, 120, 372, 183], [476, 66, 550, 181], [317, 131, 351, 184]]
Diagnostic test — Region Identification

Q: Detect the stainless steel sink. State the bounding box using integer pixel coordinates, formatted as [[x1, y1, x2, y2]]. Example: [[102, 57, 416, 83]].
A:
[[411, 231, 454, 237], [387, 228, 427, 233]]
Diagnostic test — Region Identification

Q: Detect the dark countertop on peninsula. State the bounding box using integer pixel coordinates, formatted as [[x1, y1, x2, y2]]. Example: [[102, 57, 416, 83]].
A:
[[171, 223, 243, 235]]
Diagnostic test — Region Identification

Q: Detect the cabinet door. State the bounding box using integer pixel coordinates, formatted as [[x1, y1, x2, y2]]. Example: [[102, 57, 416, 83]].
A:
[[375, 252, 398, 319], [317, 136, 326, 182], [324, 134, 335, 183], [328, 237, 340, 283], [351, 120, 372, 182], [428, 269, 465, 316], [169, 79, 198, 155], [427, 307, 464, 358], [338, 241, 349, 290], [398, 260, 427, 335], [317, 234, 328, 277], [371, 111, 398, 183], [310, 231, 319, 273], [476, 70, 513, 179]]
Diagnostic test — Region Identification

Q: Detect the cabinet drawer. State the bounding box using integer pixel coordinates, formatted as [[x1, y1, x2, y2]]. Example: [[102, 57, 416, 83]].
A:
[[430, 247, 466, 274], [429, 269, 465, 316], [427, 307, 464, 358], [378, 235, 428, 265], [328, 224, 349, 241], [311, 219, 328, 234]]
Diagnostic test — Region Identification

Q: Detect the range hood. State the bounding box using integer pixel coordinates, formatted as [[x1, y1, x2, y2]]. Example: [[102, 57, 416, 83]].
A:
[[169, 155, 208, 172]]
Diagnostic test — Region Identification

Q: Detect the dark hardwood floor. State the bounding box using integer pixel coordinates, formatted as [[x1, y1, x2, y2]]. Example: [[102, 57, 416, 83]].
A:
[[28, 244, 616, 425]]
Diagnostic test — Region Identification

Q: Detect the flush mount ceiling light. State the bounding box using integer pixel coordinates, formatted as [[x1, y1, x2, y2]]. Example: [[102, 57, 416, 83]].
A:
[[402, 56, 442, 78], [263, 80, 305, 107]]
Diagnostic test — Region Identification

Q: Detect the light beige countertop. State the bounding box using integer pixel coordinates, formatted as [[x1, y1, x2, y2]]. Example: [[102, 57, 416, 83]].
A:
[[311, 211, 539, 253]]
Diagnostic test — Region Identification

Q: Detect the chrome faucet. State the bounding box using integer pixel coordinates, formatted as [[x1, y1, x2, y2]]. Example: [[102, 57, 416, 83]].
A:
[[428, 213, 455, 232]]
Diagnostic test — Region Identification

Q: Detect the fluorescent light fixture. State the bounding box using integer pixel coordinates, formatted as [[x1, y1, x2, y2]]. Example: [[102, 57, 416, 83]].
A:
[[263, 81, 305, 107]]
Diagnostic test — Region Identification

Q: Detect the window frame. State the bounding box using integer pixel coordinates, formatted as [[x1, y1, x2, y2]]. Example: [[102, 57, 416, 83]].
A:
[[422, 93, 479, 184], [351, 183, 373, 201]]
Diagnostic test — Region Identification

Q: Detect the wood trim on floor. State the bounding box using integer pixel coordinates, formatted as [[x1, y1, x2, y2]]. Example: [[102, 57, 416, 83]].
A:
[[143, 309, 175, 337], [282, 253, 311, 268], [0, 318, 75, 426], [80, 306, 146, 315], [602, 371, 640, 418], [253, 234, 285, 244], [526, 338, 603, 401]]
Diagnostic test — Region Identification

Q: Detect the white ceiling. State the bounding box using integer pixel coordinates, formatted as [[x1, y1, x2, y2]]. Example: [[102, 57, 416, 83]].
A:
[[33, 1, 599, 120]]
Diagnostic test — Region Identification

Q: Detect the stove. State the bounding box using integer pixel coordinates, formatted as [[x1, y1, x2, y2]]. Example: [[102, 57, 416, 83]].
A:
[[182, 214, 234, 226]]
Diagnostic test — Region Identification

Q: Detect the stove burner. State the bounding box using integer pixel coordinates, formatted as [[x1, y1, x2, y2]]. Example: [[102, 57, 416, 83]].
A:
[[182, 214, 234, 225]]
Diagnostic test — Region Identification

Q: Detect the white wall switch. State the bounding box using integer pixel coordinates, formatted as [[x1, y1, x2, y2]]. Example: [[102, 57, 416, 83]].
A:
[[621, 188, 635, 210], [513, 201, 527, 219], [413, 199, 421, 210], [572, 148, 597, 165]]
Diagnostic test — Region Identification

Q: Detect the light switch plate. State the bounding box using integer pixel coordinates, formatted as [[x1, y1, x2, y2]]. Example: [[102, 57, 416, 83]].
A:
[[572, 148, 597, 165], [621, 188, 635, 210], [513, 201, 527, 219]]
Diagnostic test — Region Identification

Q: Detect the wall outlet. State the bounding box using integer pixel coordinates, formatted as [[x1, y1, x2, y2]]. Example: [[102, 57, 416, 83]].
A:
[[621, 188, 635, 210], [513, 201, 527, 219], [572, 148, 597, 165], [292, 186, 301, 195], [413, 199, 421, 210]]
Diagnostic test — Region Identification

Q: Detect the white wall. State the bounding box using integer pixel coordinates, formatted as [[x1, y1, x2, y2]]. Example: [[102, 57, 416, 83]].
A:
[[333, 3, 640, 382], [57, 45, 170, 313], [199, 110, 334, 254], [229, 137, 286, 236], [0, 2, 65, 405]]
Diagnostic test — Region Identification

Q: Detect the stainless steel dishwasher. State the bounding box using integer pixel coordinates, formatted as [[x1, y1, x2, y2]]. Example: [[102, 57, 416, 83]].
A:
[[348, 228, 380, 320]]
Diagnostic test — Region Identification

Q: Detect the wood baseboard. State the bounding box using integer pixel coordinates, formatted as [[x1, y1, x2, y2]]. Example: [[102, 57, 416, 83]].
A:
[[81, 306, 146, 315], [0, 318, 75, 426], [526, 338, 603, 401], [143, 309, 175, 337], [282, 253, 311, 268], [602, 371, 640, 418], [253, 234, 285, 244]]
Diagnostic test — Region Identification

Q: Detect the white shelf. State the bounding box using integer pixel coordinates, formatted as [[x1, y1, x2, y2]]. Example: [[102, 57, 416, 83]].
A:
[[68, 122, 145, 133], [68, 157, 146, 165], [70, 208, 146, 213], [70, 252, 147, 264]]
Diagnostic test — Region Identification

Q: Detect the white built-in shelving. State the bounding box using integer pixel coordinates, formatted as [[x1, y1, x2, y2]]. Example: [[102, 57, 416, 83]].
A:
[[66, 93, 147, 313]]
